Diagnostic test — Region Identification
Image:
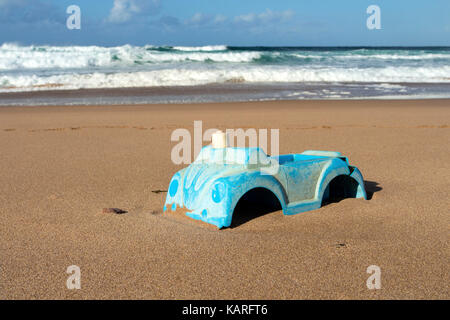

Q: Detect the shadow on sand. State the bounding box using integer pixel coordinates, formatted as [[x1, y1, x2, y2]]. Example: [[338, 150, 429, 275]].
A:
[[321, 179, 382, 205], [364, 180, 382, 200]]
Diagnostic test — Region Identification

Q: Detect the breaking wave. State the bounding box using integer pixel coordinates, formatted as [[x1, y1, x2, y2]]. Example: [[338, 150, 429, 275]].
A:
[[1, 43, 450, 92]]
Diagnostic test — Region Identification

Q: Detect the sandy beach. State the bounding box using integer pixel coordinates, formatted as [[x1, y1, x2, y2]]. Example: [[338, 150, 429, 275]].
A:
[[0, 99, 448, 299]]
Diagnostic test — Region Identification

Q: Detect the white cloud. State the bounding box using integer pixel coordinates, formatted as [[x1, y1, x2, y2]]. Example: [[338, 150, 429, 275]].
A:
[[107, 0, 160, 24], [183, 9, 293, 30], [235, 13, 255, 23], [186, 13, 227, 27], [213, 14, 227, 24], [235, 9, 294, 25], [190, 13, 208, 24]]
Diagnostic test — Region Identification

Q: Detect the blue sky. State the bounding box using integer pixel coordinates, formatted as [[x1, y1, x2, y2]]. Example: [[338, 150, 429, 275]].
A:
[[0, 0, 449, 46]]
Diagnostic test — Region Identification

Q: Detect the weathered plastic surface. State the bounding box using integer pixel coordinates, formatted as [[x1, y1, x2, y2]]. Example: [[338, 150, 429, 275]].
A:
[[164, 146, 367, 229]]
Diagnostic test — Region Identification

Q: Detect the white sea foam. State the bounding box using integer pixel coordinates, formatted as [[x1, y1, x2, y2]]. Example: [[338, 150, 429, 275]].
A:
[[284, 52, 450, 61], [1, 44, 450, 92], [0, 44, 259, 70], [2, 65, 450, 92], [335, 53, 450, 60], [172, 45, 228, 51]]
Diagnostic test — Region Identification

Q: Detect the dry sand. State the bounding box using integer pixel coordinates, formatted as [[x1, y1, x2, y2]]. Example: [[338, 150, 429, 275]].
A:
[[0, 99, 448, 299]]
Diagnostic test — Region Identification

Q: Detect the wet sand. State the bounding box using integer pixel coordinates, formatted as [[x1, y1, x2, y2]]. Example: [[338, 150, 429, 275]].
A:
[[0, 99, 448, 299]]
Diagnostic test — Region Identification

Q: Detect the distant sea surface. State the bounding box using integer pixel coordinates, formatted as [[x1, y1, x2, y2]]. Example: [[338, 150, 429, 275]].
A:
[[1, 44, 450, 105]]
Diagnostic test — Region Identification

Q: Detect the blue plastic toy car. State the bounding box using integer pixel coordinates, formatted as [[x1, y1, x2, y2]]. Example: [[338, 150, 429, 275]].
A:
[[164, 145, 367, 229]]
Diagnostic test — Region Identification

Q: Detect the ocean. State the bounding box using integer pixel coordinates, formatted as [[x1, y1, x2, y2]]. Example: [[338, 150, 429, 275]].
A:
[[1, 44, 450, 105]]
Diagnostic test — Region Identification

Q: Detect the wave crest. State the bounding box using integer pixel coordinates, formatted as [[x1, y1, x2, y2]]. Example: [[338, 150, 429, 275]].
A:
[[1, 44, 450, 92]]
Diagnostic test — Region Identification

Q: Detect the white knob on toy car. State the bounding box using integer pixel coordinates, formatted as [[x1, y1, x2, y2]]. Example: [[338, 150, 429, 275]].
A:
[[212, 130, 229, 148]]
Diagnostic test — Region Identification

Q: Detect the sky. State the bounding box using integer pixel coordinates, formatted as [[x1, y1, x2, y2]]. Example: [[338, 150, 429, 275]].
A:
[[0, 0, 449, 46]]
